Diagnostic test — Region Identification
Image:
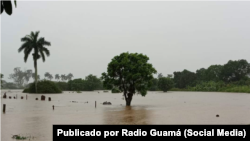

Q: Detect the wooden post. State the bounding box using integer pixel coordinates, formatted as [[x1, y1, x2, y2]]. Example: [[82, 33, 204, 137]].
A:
[[53, 105, 54, 110], [95, 101, 96, 108], [3, 104, 6, 113]]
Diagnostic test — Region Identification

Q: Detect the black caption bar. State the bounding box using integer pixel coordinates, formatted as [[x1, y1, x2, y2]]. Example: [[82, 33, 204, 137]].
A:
[[53, 125, 249, 140]]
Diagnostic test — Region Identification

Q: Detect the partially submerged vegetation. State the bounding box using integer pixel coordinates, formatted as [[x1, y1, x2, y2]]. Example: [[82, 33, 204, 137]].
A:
[[149, 59, 250, 93], [12, 134, 34, 140], [23, 80, 62, 93]]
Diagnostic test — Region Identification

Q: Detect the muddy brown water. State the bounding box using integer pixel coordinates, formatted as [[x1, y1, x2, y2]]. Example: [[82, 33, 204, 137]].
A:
[[1, 90, 250, 141]]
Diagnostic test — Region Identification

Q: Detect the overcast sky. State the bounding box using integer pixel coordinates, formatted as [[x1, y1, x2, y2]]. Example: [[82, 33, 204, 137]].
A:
[[1, 1, 250, 82]]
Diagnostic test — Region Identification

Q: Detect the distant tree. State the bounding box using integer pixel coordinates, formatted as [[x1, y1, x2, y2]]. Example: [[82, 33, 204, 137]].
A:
[[48, 74, 53, 80], [158, 77, 174, 92], [44, 72, 50, 80], [60, 74, 67, 82], [220, 59, 250, 82], [167, 74, 173, 78], [18, 31, 51, 93], [68, 78, 84, 91], [0, 73, 3, 90], [84, 74, 102, 91], [67, 73, 74, 81], [148, 78, 158, 91], [196, 68, 207, 82], [9, 67, 26, 88], [2, 82, 18, 89], [1, 0, 17, 15], [44, 72, 53, 80], [101, 52, 157, 106], [173, 69, 196, 88], [205, 65, 223, 82], [1, 73, 3, 88], [55, 74, 60, 81], [9, 68, 33, 87], [158, 73, 163, 79]]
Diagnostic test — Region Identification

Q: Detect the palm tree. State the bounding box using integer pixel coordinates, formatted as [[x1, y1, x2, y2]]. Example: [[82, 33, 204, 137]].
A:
[[18, 31, 51, 93], [67, 73, 74, 81], [61, 74, 67, 82], [48, 74, 53, 80], [55, 74, 60, 81], [44, 72, 50, 80]]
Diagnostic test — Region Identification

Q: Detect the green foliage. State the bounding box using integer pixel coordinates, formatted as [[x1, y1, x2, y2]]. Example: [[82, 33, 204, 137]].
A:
[[18, 31, 51, 93], [112, 87, 121, 93], [0, 73, 3, 88], [170, 80, 250, 93], [173, 69, 197, 89], [55, 82, 68, 91], [158, 77, 174, 92], [173, 59, 250, 90], [24, 80, 62, 93], [12, 135, 27, 140], [68, 78, 85, 91], [220, 59, 250, 82], [190, 81, 225, 91], [76, 90, 82, 93], [101, 52, 157, 106], [148, 78, 159, 91], [12, 134, 34, 140], [84, 74, 103, 91]]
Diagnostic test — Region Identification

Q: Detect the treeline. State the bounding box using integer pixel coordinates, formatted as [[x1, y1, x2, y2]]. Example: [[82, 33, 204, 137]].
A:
[[1, 67, 75, 89], [55, 74, 104, 91], [149, 59, 250, 93]]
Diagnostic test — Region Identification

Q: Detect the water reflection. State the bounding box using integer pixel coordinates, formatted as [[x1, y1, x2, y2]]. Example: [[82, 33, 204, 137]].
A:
[[103, 106, 152, 124]]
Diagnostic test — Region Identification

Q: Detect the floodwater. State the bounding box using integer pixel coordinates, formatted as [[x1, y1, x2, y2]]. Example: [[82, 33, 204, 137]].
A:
[[1, 90, 250, 141]]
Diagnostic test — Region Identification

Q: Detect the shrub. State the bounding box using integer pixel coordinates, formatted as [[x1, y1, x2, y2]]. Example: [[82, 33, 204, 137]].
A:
[[23, 80, 62, 93]]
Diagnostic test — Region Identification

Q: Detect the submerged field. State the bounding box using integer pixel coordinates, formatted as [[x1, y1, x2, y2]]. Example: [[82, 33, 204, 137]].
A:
[[1, 90, 250, 141]]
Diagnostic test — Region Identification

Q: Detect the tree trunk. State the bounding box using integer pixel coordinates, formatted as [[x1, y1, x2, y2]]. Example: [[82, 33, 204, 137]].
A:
[[125, 93, 133, 106], [34, 59, 38, 93]]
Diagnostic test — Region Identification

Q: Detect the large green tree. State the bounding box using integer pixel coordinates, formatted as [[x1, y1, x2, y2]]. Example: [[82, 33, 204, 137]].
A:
[[158, 77, 175, 92], [220, 59, 250, 82], [18, 31, 51, 93], [101, 52, 157, 106], [205, 65, 223, 82], [0, 73, 3, 88]]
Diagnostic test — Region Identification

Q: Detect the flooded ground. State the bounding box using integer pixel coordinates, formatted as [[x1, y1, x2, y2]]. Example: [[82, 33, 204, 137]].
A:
[[1, 90, 250, 141]]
